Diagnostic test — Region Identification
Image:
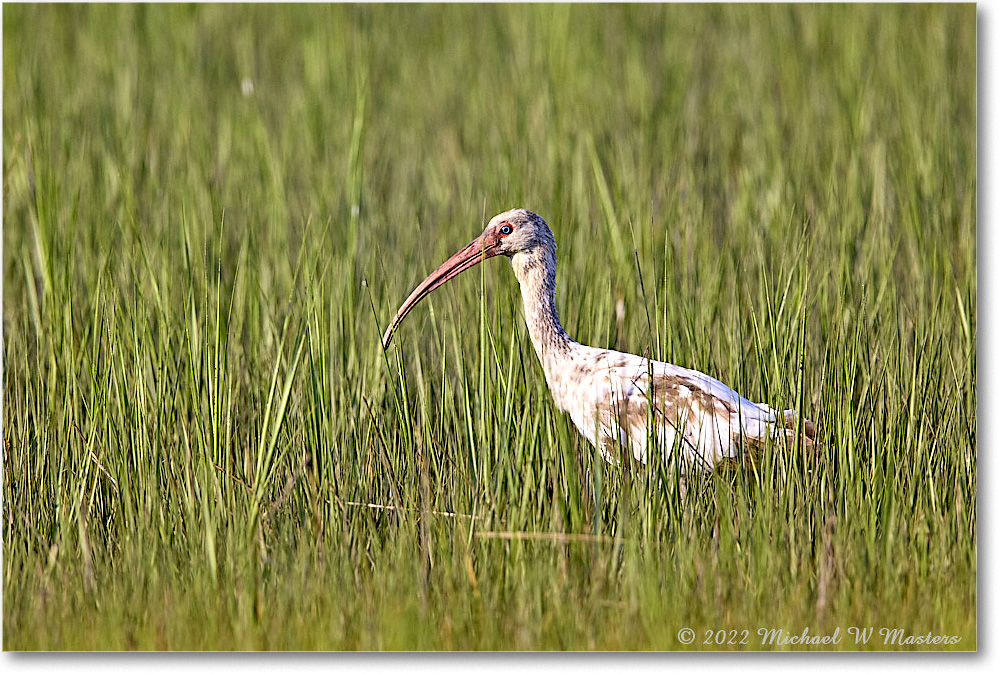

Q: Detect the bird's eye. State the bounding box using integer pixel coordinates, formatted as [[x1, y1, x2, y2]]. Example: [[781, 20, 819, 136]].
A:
[[499, 224, 513, 235]]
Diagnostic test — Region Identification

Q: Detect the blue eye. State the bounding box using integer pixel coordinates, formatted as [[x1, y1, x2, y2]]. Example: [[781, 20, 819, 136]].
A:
[[500, 224, 513, 235]]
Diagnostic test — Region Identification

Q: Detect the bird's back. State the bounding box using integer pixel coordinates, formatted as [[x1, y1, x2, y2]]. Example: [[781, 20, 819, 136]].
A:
[[542, 345, 816, 470]]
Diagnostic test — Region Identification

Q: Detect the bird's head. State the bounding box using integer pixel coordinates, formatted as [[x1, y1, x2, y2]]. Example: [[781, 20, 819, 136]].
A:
[[487, 208, 555, 258], [381, 208, 554, 349]]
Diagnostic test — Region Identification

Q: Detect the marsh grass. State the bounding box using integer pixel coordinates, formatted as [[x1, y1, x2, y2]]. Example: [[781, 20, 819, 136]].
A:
[[2, 4, 975, 650]]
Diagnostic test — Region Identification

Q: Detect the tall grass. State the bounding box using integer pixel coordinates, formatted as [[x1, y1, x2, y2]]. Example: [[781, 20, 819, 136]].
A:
[[3, 4, 975, 650]]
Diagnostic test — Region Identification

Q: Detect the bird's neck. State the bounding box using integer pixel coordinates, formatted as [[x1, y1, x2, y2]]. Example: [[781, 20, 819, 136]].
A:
[[510, 247, 575, 370]]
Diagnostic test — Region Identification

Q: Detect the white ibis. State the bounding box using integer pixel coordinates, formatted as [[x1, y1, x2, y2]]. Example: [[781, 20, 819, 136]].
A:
[[382, 209, 816, 472]]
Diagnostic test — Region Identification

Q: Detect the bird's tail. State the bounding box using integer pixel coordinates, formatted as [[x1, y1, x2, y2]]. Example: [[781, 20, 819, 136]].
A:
[[718, 408, 819, 475], [779, 409, 818, 454]]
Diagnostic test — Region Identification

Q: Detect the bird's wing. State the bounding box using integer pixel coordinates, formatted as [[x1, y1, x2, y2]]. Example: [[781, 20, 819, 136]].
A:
[[583, 349, 783, 468]]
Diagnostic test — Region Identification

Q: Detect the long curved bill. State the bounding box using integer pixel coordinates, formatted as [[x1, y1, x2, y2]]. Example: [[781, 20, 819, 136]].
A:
[[381, 229, 503, 349]]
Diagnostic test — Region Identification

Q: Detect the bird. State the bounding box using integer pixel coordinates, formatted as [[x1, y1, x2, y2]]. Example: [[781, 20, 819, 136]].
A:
[[381, 209, 816, 473]]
